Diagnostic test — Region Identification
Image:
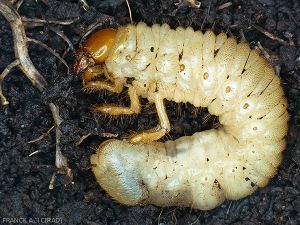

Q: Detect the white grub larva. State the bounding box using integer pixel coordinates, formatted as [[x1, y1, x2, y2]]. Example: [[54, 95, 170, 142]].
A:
[[75, 22, 289, 210]]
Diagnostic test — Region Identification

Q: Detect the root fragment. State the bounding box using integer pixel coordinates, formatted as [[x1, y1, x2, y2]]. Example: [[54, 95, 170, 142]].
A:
[[22, 17, 79, 27], [49, 103, 73, 188], [252, 24, 289, 46], [49, 27, 75, 53], [256, 41, 271, 62], [175, 0, 201, 8], [27, 150, 43, 157], [79, 0, 90, 11], [217, 2, 232, 11], [125, 0, 133, 24], [49, 103, 72, 176], [27, 38, 70, 74], [0, 60, 20, 105], [0, 1, 48, 92], [28, 125, 55, 144]]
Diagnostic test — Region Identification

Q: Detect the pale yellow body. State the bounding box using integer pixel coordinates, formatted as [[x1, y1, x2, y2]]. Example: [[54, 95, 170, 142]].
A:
[[90, 22, 289, 210]]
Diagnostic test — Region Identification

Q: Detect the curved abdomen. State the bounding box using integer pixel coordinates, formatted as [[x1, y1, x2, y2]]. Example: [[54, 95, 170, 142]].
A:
[[91, 127, 286, 210]]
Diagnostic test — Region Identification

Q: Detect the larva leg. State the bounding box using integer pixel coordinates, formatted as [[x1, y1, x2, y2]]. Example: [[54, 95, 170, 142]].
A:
[[83, 77, 125, 94], [82, 65, 113, 84], [129, 94, 170, 144], [92, 86, 141, 115]]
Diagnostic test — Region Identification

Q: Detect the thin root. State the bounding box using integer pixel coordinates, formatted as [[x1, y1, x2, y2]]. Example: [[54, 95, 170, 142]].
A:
[[22, 16, 79, 28], [0, 59, 20, 106], [28, 125, 55, 143], [79, 0, 90, 11], [49, 27, 75, 53], [125, 0, 133, 24], [15, 0, 23, 10], [256, 41, 271, 62], [27, 150, 43, 157], [49, 103, 73, 181], [27, 38, 70, 74], [252, 24, 289, 46]]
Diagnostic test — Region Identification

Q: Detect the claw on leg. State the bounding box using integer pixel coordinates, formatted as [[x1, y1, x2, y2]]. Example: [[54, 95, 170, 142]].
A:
[[92, 87, 141, 116], [129, 93, 171, 143]]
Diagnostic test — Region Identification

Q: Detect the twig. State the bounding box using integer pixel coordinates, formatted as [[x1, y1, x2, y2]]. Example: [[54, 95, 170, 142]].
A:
[[217, 2, 232, 11], [28, 125, 55, 143], [125, 0, 133, 24], [0, 59, 20, 105], [252, 24, 289, 45], [0, 1, 48, 93], [27, 38, 70, 74]]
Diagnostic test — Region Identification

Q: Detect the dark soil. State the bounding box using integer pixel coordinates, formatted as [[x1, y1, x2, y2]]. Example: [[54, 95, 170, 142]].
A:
[[0, 0, 299, 224]]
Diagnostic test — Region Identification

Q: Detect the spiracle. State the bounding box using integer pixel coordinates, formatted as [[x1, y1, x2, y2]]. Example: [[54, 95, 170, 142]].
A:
[[74, 22, 289, 210]]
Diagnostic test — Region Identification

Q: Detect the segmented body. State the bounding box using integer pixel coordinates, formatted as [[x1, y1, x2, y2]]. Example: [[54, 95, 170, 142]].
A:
[[89, 22, 289, 210]]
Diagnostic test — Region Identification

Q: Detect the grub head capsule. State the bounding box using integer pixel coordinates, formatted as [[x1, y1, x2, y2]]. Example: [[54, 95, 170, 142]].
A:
[[74, 28, 117, 74]]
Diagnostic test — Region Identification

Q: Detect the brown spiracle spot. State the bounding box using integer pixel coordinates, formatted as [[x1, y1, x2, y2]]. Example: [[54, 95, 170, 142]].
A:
[[243, 103, 249, 109], [180, 64, 185, 72], [203, 72, 209, 80], [225, 86, 231, 93]]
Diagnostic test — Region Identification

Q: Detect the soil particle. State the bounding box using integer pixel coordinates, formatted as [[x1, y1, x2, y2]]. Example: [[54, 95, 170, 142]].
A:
[[280, 45, 297, 71]]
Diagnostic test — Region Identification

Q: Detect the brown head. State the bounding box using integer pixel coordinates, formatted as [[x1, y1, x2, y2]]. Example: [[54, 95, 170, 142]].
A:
[[73, 28, 117, 74]]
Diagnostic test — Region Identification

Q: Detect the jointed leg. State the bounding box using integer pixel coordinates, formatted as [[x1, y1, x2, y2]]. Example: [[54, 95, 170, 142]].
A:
[[129, 93, 170, 144], [83, 77, 125, 94], [92, 86, 141, 116], [82, 65, 113, 83]]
